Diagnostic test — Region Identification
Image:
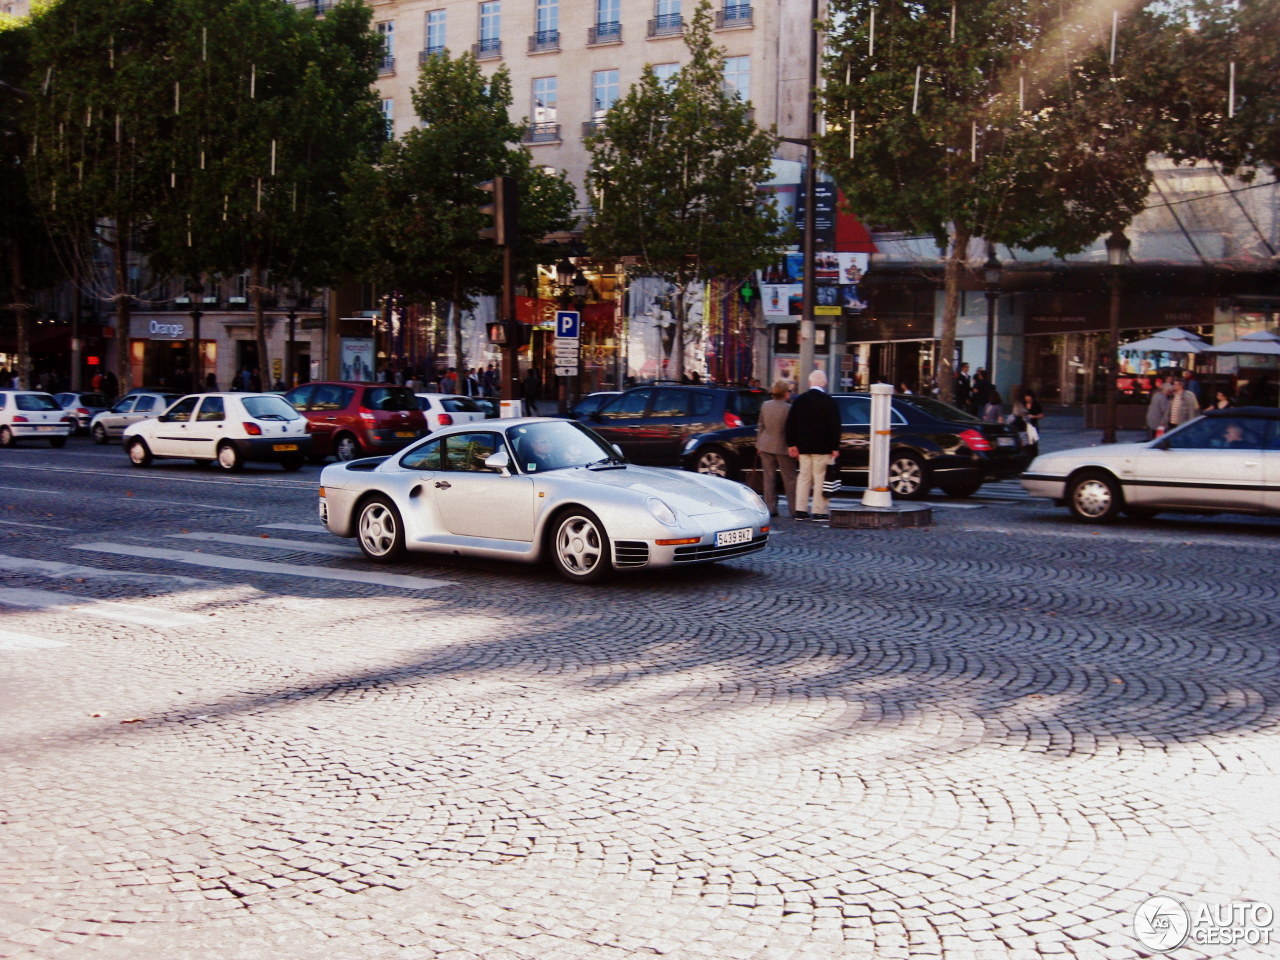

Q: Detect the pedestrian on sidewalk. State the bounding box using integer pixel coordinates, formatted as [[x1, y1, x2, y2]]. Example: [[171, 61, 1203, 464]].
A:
[[785, 369, 842, 523], [757, 379, 799, 518], [1164, 376, 1199, 433], [1145, 380, 1173, 439]]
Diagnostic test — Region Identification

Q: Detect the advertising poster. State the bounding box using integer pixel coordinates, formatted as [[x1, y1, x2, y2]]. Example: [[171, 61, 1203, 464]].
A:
[[340, 338, 375, 382]]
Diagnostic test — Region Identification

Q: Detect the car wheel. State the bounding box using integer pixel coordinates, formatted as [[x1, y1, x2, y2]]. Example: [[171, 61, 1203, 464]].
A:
[[691, 446, 734, 479], [92, 423, 109, 445], [334, 433, 360, 462], [0, 426, 13, 448], [216, 442, 244, 473], [128, 438, 152, 467], [1067, 471, 1122, 523], [888, 451, 930, 500], [550, 508, 613, 583], [356, 495, 406, 562], [49, 436, 67, 449], [939, 477, 982, 498]]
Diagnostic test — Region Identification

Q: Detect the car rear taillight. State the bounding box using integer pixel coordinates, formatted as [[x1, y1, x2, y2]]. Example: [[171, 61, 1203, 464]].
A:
[[12, 415, 27, 423], [76, 407, 89, 416], [723, 411, 743, 428], [304, 420, 313, 434], [438, 413, 453, 426], [243, 422, 263, 436], [358, 406, 377, 425], [959, 428, 992, 452]]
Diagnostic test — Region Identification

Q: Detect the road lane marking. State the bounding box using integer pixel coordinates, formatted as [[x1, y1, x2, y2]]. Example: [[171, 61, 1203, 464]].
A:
[[0, 519, 74, 531], [0, 482, 251, 513], [167, 532, 358, 557], [0, 629, 67, 651], [72, 542, 450, 591], [259, 522, 326, 533], [0, 463, 317, 490], [0, 554, 209, 586], [0, 587, 206, 628]]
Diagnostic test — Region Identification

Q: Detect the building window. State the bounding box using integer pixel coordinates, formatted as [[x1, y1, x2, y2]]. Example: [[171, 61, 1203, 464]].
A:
[[376, 21, 395, 73], [723, 55, 749, 102], [590, 0, 621, 43], [650, 0, 682, 36], [425, 9, 446, 55], [592, 70, 619, 119], [716, 2, 752, 28], [652, 62, 679, 89], [530, 0, 559, 51], [381, 99, 394, 139], [476, 1, 501, 58], [528, 77, 559, 142]]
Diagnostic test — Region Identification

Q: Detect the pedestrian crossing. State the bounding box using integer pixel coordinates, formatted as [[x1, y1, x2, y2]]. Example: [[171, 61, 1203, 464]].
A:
[[0, 522, 452, 652]]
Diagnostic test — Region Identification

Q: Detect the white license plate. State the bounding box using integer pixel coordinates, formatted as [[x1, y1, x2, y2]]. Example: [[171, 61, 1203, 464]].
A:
[[716, 527, 753, 547], [37, 425, 58, 432], [996, 436, 1015, 447]]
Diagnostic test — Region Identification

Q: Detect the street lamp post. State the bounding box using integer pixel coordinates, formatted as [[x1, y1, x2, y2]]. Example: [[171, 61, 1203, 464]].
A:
[[1102, 229, 1130, 444], [187, 281, 204, 392], [983, 246, 1001, 383], [285, 292, 298, 389]]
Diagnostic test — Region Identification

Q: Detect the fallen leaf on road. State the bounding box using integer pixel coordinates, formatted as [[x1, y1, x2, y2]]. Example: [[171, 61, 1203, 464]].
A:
[[119, 718, 146, 724]]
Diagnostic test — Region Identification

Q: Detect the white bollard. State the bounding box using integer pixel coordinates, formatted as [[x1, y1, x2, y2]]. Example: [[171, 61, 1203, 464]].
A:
[[862, 383, 894, 508]]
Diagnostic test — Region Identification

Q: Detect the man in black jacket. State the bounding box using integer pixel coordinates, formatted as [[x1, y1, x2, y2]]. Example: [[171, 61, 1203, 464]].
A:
[[784, 369, 842, 522]]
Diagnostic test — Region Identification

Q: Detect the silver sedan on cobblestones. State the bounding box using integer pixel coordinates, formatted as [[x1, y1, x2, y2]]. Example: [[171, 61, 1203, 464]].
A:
[[318, 417, 771, 581]]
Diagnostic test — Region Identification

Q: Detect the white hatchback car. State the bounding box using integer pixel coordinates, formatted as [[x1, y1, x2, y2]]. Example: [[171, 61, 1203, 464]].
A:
[[415, 393, 488, 432], [124, 392, 312, 471], [0, 391, 74, 448], [90, 391, 182, 444]]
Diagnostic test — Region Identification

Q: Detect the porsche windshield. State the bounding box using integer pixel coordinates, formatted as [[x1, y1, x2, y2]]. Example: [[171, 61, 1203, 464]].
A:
[[507, 420, 620, 474]]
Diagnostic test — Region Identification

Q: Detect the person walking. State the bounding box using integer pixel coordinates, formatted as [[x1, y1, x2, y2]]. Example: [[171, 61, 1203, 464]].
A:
[[1164, 376, 1200, 433], [756, 380, 799, 518], [981, 389, 1004, 423], [1145, 380, 1173, 439], [784, 369, 842, 523], [954, 362, 972, 412], [522, 366, 541, 415]]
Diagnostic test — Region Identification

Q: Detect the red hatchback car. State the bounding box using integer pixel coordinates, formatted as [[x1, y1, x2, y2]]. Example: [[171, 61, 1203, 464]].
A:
[[283, 381, 426, 462]]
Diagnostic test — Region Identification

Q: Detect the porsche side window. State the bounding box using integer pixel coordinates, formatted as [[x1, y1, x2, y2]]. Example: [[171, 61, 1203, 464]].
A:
[[446, 433, 500, 472], [401, 437, 444, 470]]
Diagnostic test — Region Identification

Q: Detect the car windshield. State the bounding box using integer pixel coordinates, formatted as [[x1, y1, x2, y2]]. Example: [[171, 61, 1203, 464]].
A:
[[366, 387, 419, 412], [507, 420, 620, 473], [442, 397, 482, 413], [242, 395, 301, 421], [899, 395, 981, 423], [80, 393, 109, 406], [15, 393, 61, 412]]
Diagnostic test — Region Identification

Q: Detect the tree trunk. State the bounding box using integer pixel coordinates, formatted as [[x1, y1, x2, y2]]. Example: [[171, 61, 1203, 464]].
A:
[[252, 263, 270, 391], [8, 243, 30, 389], [112, 227, 133, 392], [938, 226, 970, 405], [451, 275, 466, 380]]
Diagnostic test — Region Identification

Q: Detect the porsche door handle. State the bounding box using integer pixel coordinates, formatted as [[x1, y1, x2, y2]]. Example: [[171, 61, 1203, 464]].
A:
[[434, 480, 451, 489]]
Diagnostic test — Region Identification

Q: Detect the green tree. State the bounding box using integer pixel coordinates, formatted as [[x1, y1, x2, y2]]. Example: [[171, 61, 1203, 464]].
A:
[[584, 0, 788, 382], [152, 0, 384, 386], [25, 0, 177, 391], [821, 0, 1176, 401], [346, 50, 574, 373], [0, 14, 62, 389]]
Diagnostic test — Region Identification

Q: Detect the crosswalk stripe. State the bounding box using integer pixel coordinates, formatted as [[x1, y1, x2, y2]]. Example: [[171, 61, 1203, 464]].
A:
[[0, 587, 206, 628], [167, 532, 358, 557], [73, 542, 450, 591], [0, 629, 67, 651], [0, 553, 209, 586], [259, 522, 325, 533]]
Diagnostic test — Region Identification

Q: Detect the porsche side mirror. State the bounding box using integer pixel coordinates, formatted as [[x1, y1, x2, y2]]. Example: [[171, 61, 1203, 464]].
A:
[[484, 449, 512, 476]]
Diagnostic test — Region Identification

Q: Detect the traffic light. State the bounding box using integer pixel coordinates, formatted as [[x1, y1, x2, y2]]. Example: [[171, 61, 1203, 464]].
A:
[[487, 320, 532, 348], [478, 175, 518, 246], [487, 321, 508, 345]]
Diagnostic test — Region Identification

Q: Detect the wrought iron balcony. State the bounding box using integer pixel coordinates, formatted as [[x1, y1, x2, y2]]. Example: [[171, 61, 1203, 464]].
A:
[[715, 4, 753, 28], [647, 14, 684, 37], [473, 38, 502, 60], [588, 21, 622, 44], [524, 122, 561, 144], [528, 29, 560, 54], [378, 55, 396, 75], [419, 45, 445, 63]]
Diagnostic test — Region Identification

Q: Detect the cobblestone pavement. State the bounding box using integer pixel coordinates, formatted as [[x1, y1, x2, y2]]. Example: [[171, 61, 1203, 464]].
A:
[[1, 431, 1277, 960]]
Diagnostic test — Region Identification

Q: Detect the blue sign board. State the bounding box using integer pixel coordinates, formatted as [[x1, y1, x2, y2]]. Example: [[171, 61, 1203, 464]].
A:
[[555, 311, 580, 339]]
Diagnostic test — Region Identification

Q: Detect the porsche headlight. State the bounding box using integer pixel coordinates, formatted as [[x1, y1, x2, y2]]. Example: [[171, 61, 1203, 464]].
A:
[[647, 497, 678, 526], [736, 484, 768, 513]]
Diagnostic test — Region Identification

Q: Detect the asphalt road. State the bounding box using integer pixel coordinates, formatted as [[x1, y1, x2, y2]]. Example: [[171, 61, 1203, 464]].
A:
[[1, 432, 1278, 960]]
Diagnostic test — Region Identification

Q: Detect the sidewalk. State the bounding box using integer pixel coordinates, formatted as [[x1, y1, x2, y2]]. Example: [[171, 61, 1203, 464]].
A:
[[1037, 406, 1148, 454]]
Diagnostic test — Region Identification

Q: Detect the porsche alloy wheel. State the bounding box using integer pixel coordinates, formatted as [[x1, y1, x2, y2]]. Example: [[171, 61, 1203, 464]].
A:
[[551, 509, 612, 583], [357, 496, 406, 562]]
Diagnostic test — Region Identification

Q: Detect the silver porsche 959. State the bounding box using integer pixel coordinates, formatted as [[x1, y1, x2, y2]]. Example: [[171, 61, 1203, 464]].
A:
[[318, 417, 770, 583]]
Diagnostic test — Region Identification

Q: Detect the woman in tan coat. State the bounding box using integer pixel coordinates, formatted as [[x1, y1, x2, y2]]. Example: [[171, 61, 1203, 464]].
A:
[[756, 380, 799, 517]]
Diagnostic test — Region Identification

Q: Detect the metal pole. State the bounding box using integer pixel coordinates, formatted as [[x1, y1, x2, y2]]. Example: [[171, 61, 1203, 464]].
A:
[[984, 288, 996, 380], [1103, 267, 1121, 444], [863, 382, 893, 507], [286, 309, 297, 387], [797, 0, 820, 383]]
